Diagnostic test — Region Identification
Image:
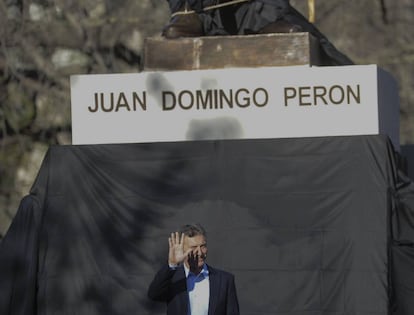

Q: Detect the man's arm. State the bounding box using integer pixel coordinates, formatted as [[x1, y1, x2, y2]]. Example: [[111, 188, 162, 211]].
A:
[[147, 264, 177, 301], [148, 232, 190, 301]]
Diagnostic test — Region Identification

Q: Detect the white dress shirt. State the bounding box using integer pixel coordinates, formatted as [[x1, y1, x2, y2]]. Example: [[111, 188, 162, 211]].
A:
[[184, 264, 210, 315]]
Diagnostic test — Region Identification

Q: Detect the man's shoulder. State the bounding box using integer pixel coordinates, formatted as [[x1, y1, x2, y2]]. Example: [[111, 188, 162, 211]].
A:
[[207, 265, 235, 279]]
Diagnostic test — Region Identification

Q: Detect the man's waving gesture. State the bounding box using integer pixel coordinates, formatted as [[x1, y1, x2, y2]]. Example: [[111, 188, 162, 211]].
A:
[[148, 223, 240, 315], [168, 232, 191, 266]]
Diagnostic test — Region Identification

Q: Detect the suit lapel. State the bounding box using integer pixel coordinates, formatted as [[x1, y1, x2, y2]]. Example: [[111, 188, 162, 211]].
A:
[[208, 266, 221, 315]]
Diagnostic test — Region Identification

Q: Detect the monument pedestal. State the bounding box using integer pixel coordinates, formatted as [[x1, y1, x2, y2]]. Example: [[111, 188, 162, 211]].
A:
[[70, 33, 400, 149], [143, 33, 322, 71]]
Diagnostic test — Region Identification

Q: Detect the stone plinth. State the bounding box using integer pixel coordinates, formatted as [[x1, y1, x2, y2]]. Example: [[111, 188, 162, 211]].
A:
[[143, 33, 321, 71]]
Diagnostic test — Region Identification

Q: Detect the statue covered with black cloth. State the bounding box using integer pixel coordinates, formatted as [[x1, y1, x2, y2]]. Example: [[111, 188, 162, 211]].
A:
[[163, 0, 353, 66]]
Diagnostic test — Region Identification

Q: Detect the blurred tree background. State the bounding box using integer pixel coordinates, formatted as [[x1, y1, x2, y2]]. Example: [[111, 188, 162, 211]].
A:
[[1, 0, 413, 239]]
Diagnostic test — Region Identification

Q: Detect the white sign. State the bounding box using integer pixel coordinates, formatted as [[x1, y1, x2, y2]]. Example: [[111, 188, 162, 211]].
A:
[[70, 65, 399, 147]]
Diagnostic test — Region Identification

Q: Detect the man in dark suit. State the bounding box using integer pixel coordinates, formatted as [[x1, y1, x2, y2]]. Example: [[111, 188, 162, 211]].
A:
[[148, 224, 240, 315]]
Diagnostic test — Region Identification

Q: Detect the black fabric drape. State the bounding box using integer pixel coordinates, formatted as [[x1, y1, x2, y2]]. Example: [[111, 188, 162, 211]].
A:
[[391, 169, 414, 315], [165, 0, 353, 65], [0, 196, 42, 315], [1, 135, 414, 314]]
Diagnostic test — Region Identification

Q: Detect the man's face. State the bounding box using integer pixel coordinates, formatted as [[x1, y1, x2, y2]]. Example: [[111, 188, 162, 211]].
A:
[[183, 234, 208, 269]]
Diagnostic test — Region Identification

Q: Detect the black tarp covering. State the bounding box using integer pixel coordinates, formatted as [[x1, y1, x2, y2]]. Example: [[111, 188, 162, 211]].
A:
[[1, 135, 414, 315]]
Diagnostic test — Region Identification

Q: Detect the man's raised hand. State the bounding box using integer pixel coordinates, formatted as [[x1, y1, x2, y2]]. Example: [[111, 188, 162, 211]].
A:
[[168, 232, 190, 266]]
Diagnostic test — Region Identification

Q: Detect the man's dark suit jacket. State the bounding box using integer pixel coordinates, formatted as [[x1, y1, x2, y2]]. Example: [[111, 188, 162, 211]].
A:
[[148, 264, 240, 315]]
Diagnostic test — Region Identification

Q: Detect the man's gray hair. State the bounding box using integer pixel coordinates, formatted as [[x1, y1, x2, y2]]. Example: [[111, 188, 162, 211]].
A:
[[179, 223, 206, 238]]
